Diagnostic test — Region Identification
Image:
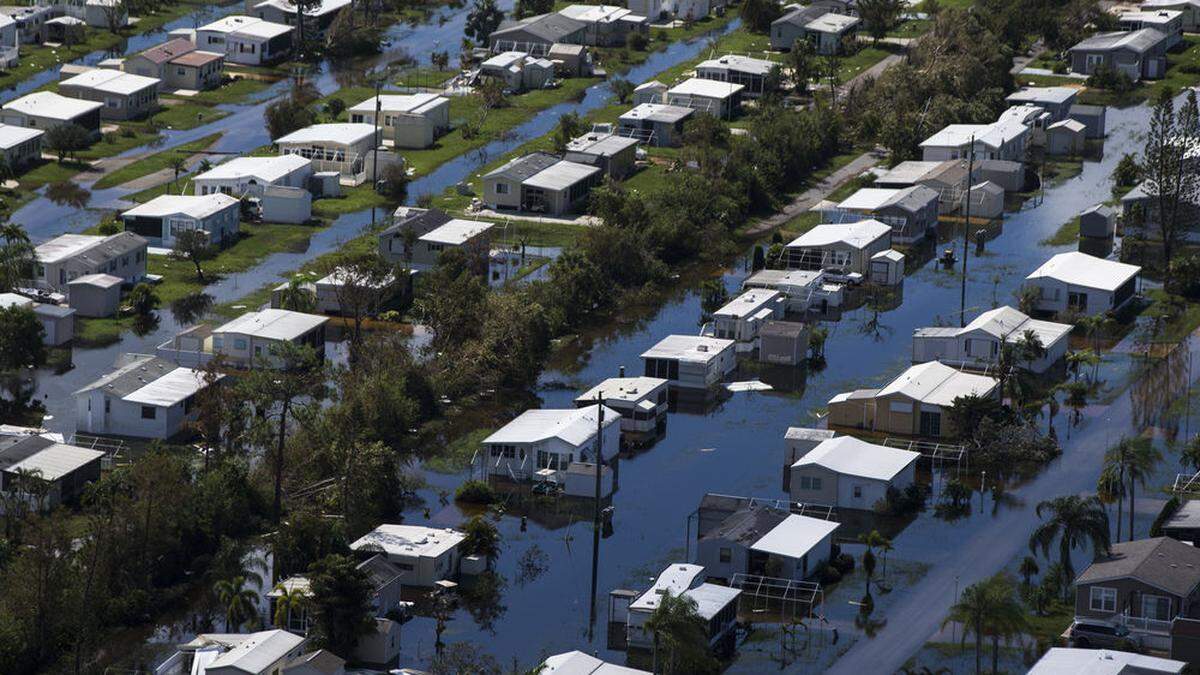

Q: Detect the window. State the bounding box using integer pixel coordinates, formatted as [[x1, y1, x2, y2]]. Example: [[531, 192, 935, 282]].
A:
[[853, 485, 862, 499], [1089, 586, 1117, 613], [233, 338, 248, 350], [141, 405, 156, 420], [176, 67, 185, 76], [919, 411, 942, 437], [1142, 595, 1173, 621], [495, 183, 510, 195], [798, 475, 822, 491], [719, 547, 731, 563]]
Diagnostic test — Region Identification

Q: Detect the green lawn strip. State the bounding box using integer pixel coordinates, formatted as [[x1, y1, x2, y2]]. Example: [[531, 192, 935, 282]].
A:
[[144, 101, 231, 130], [92, 133, 223, 189], [1018, 36, 1200, 107], [1141, 288, 1200, 343], [1041, 217, 1079, 246], [18, 159, 90, 189], [76, 221, 322, 346], [313, 184, 392, 219], [80, 128, 165, 161], [422, 427, 492, 474], [129, 182, 174, 203], [187, 76, 276, 105], [886, 19, 931, 39]]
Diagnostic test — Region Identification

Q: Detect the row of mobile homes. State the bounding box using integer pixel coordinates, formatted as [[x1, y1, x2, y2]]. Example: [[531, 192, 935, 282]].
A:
[[349, 524, 466, 588], [640, 335, 736, 391], [783, 219, 892, 278], [825, 186, 940, 243], [1023, 251, 1141, 318], [828, 360, 1000, 438], [912, 306, 1072, 373], [770, 5, 860, 53], [710, 289, 785, 347], [121, 194, 241, 247], [1, 91, 102, 137], [195, 15, 294, 65], [623, 564, 741, 653], [73, 354, 221, 439], [33, 232, 147, 293], [0, 434, 105, 509], [480, 152, 602, 215], [480, 405, 621, 495], [0, 293, 73, 345], [348, 93, 451, 149], [618, 103, 693, 146], [123, 37, 224, 91], [58, 69, 159, 120], [787, 434, 919, 509], [574, 376, 669, 445]]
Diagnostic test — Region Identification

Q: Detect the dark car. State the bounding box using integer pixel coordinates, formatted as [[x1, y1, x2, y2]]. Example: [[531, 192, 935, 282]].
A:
[[1067, 619, 1134, 649]]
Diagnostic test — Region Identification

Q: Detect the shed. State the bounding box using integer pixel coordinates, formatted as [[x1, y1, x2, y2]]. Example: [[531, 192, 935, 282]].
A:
[[633, 79, 666, 105], [260, 185, 312, 224], [67, 273, 122, 318], [1068, 103, 1107, 139], [34, 304, 75, 346], [966, 181, 1004, 220], [869, 249, 905, 286], [1047, 118, 1086, 156], [1079, 203, 1116, 239], [758, 320, 809, 366], [975, 159, 1025, 192]]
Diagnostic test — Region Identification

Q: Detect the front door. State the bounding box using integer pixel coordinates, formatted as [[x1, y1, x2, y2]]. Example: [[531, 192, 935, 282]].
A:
[[919, 411, 942, 437]]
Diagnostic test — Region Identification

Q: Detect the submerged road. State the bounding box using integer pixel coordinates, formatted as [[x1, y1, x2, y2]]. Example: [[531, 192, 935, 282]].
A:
[[828, 333, 1200, 674]]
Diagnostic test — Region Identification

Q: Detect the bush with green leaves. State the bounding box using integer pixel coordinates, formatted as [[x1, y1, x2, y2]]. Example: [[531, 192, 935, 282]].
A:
[[455, 479, 496, 504]]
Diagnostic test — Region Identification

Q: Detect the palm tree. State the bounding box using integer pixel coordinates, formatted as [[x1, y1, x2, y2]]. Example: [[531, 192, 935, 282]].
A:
[[643, 591, 717, 675], [980, 576, 1030, 675], [858, 530, 889, 595], [1018, 556, 1039, 588], [213, 576, 258, 632], [170, 156, 187, 193], [0, 223, 27, 244], [271, 583, 308, 630], [1104, 437, 1162, 541], [277, 275, 316, 312], [941, 577, 998, 675], [1096, 463, 1126, 543], [1028, 495, 1110, 583]]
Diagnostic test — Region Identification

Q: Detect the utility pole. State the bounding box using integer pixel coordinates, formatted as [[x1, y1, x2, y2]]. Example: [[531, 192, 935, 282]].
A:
[[959, 137, 976, 328], [589, 393, 605, 638], [371, 75, 383, 228]]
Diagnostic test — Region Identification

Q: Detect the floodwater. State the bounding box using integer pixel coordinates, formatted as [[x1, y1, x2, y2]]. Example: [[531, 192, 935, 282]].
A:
[[383, 96, 1183, 673]]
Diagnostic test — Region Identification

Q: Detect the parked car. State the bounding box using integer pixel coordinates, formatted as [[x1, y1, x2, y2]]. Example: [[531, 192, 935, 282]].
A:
[[1067, 619, 1133, 649], [822, 268, 864, 285]]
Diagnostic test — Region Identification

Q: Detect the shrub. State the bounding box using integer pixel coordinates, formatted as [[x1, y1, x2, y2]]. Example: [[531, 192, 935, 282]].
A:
[[626, 31, 648, 51], [1086, 63, 1134, 93], [834, 553, 855, 574], [97, 220, 119, 235], [1113, 153, 1140, 188], [455, 479, 496, 504], [818, 564, 843, 584], [1051, 61, 1068, 74], [1169, 255, 1200, 298]]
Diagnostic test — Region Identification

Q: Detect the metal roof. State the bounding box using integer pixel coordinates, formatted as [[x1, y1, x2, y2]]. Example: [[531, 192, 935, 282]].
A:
[[1029, 648, 1184, 675], [6, 442, 104, 481], [0, 123, 42, 150], [482, 151, 560, 182], [492, 12, 586, 43], [667, 77, 744, 99], [682, 582, 741, 620], [198, 15, 292, 38], [749, 514, 839, 559], [122, 367, 220, 407], [957, 305, 1073, 345], [697, 54, 776, 77], [787, 219, 891, 250], [483, 404, 620, 446], [122, 193, 240, 220], [2, 91, 103, 121], [350, 524, 466, 559], [381, 206, 454, 238], [541, 650, 650, 674], [791, 435, 919, 481], [1069, 28, 1169, 54], [630, 563, 706, 612], [619, 103, 693, 124], [135, 37, 196, 64], [876, 361, 998, 407], [565, 132, 639, 157], [349, 93, 448, 116], [214, 308, 328, 341], [575, 376, 667, 404], [74, 354, 180, 398], [36, 232, 146, 265], [524, 159, 601, 191], [205, 630, 305, 673], [641, 334, 734, 363], [1025, 251, 1140, 292], [193, 154, 311, 184], [275, 123, 376, 146], [1006, 86, 1079, 106], [61, 69, 159, 95], [714, 289, 782, 318], [419, 218, 493, 246]]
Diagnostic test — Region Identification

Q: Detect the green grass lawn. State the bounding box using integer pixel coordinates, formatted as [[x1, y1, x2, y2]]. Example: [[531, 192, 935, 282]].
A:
[[79, 128, 165, 161], [423, 427, 492, 474], [145, 101, 230, 131], [1018, 36, 1200, 108], [1041, 217, 1079, 246], [886, 19, 931, 39], [92, 133, 223, 189], [188, 76, 276, 106], [313, 184, 393, 219]]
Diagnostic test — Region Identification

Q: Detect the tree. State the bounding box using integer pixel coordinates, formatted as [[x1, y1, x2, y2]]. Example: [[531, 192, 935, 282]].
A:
[[0, 226, 34, 292], [377, 161, 409, 201], [1103, 437, 1162, 541], [277, 275, 317, 313], [513, 0, 553, 19], [464, 0, 504, 44], [460, 515, 501, 562], [643, 591, 719, 675], [99, 0, 127, 33], [170, 155, 188, 193], [858, 0, 904, 43], [1141, 89, 1200, 286], [822, 52, 843, 104], [858, 529, 889, 597], [126, 282, 159, 317], [0, 305, 45, 371], [44, 123, 92, 163], [1028, 495, 1110, 583], [553, 111, 585, 153], [788, 39, 814, 93], [240, 342, 328, 523], [1096, 463, 1126, 543], [271, 583, 308, 630], [213, 576, 259, 632], [609, 77, 635, 104], [306, 554, 375, 657], [415, 248, 489, 353], [1113, 152, 1140, 188], [171, 229, 216, 283], [265, 97, 317, 140], [288, 0, 323, 53], [1018, 556, 1039, 588], [943, 575, 1028, 675], [320, 251, 394, 351], [741, 0, 781, 33]]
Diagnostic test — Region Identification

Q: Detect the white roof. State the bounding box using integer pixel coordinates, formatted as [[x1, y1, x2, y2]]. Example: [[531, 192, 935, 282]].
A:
[[61, 69, 159, 95], [253, 0, 350, 17], [525, 160, 601, 191], [806, 11, 860, 32], [1121, 9, 1183, 23], [198, 15, 292, 38], [419, 218, 493, 246], [482, 51, 526, 69], [1025, 251, 1141, 292], [837, 188, 902, 211], [919, 123, 991, 149], [1006, 86, 1078, 106], [558, 4, 638, 23], [205, 630, 305, 673], [275, 123, 376, 146], [2, 91, 103, 121], [682, 583, 741, 620], [214, 308, 328, 341], [667, 77, 744, 99], [349, 93, 448, 116], [7, 443, 104, 481], [630, 563, 706, 611], [541, 651, 649, 675], [122, 367, 220, 407], [0, 123, 42, 150], [792, 435, 919, 481], [697, 54, 776, 76], [750, 514, 839, 559], [958, 305, 1073, 345], [787, 219, 891, 250], [575, 377, 667, 404], [70, 273, 122, 288], [0, 292, 32, 309], [122, 193, 240, 220], [714, 289, 781, 318], [1049, 118, 1087, 133], [35, 234, 104, 264], [876, 361, 998, 407], [634, 80, 666, 92], [641, 334, 734, 364], [350, 524, 465, 559], [1028, 648, 1185, 675], [619, 103, 693, 123], [193, 154, 311, 184], [872, 249, 904, 262], [483, 405, 620, 447]]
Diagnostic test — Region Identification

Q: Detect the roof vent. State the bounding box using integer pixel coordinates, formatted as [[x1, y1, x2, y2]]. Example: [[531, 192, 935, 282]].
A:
[[697, 344, 708, 353]]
